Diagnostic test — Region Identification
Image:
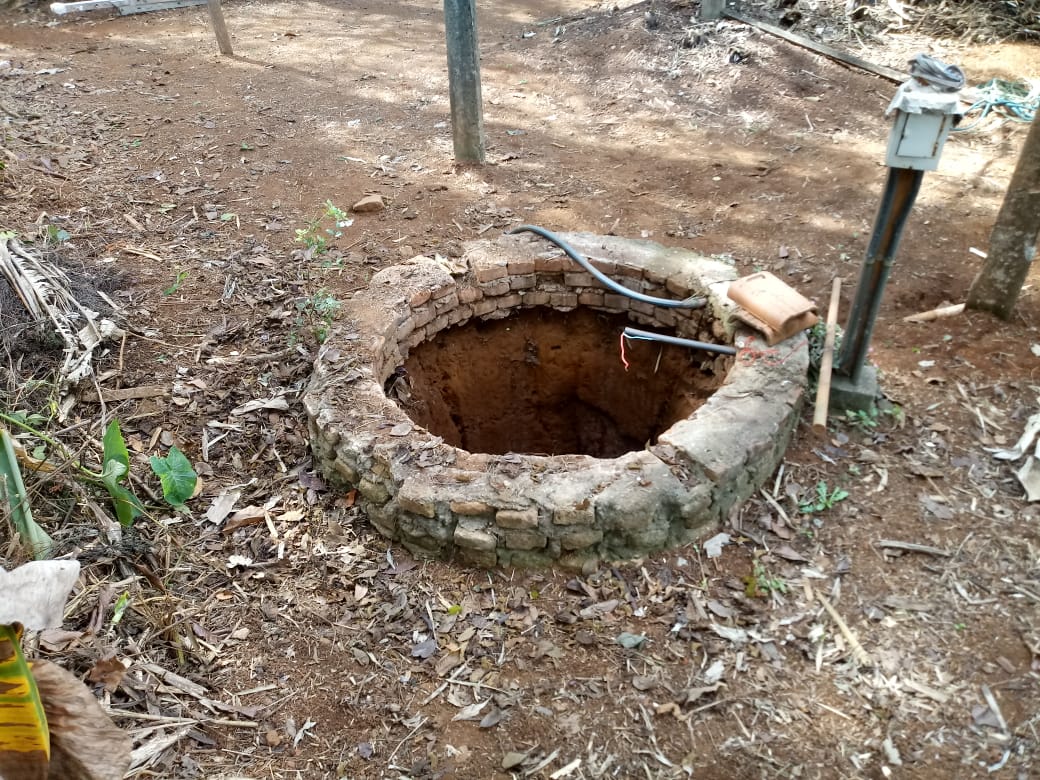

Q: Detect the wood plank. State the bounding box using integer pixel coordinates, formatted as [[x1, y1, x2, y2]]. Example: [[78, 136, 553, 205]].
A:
[[82, 385, 171, 403], [724, 11, 908, 84]]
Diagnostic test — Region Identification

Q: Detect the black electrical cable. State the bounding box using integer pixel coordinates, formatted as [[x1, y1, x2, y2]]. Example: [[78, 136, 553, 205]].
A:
[[507, 225, 707, 310]]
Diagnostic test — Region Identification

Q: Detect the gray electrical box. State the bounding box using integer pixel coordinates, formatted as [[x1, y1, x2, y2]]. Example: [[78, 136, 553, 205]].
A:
[[884, 79, 961, 171]]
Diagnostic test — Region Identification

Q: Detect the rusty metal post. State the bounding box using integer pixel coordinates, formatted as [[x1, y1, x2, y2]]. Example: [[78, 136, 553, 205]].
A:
[[833, 167, 923, 383], [830, 55, 963, 409]]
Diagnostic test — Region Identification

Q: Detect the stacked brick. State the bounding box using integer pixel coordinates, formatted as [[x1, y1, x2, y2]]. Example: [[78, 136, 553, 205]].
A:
[[304, 232, 809, 569]]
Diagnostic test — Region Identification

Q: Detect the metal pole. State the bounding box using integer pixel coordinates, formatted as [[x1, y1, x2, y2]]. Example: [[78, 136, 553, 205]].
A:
[[834, 167, 923, 382], [622, 327, 737, 356], [443, 0, 485, 164]]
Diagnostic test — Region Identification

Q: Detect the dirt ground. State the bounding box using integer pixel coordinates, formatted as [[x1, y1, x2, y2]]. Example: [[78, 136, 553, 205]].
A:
[[2, 0, 1040, 778]]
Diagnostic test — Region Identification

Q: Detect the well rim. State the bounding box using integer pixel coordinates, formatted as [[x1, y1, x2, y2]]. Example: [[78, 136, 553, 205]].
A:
[[304, 232, 809, 569]]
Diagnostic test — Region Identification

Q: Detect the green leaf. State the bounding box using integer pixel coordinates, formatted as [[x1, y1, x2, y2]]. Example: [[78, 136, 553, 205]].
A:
[[111, 593, 130, 625], [0, 429, 52, 559], [102, 420, 130, 481], [149, 447, 197, 506], [0, 624, 50, 768], [101, 460, 143, 527]]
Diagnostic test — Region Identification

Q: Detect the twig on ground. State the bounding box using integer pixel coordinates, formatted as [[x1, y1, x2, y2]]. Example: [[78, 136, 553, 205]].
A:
[[815, 589, 872, 667], [878, 539, 951, 557]]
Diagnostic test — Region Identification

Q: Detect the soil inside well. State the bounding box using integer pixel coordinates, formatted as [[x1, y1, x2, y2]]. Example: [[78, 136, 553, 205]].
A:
[[398, 307, 725, 458]]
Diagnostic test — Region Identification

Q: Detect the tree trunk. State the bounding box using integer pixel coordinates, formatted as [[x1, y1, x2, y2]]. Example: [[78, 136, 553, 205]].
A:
[[966, 114, 1040, 319]]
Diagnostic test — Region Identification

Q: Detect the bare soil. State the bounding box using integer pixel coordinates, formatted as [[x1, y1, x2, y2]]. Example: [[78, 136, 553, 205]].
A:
[[1, 1, 1039, 778], [404, 307, 721, 458]]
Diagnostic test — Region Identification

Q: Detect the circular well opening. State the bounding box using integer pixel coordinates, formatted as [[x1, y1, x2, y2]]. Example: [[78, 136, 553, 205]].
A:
[[395, 306, 723, 459], [304, 233, 811, 567]]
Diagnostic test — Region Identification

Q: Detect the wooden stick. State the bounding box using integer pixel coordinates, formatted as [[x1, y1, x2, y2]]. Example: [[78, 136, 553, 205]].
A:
[[877, 539, 951, 557], [724, 11, 907, 84], [206, 0, 234, 56], [82, 385, 170, 403], [902, 302, 965, 323], [813, 277, 842, 437], [816, 591, 872, 668]]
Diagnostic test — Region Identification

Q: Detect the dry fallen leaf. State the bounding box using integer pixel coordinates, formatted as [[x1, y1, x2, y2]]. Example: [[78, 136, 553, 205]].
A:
[[631, 675, 656, 691], [772, 545, 808, 562], [33, 660, 132, 780], [86, 656, 127, 693], [203, 489, 240, 525], [710, 623, 748, 644], [231, 396, 290, 415], [680, 681, 722, 705], [502, 751, 529, 769], [451, 699, 488, 722], [0, 561, 81, 629], [435, 651, 463, 676], [411, 637, 437, 659], [478, 707, 503, 728], [704, 532, 731, 559]]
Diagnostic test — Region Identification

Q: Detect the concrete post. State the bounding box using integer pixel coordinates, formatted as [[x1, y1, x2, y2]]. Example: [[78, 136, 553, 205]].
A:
[[444, 0, 486, 164], [701, 0, 727, 20], [206, 0, 234, 56]]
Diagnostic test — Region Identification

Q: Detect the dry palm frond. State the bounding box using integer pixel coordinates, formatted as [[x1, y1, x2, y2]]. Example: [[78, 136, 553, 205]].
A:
[[0, 236, 122, 415]]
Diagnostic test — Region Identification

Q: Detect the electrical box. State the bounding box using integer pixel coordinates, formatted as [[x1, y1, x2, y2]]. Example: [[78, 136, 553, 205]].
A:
[[884, 80, 961, 171]]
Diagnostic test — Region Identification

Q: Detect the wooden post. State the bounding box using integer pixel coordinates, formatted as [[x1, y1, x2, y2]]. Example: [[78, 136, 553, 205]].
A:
[[443, 0, 485, 164], [206, 0, 234, 56], [701, 0, 726, 20], [813, 277, 842, 436]]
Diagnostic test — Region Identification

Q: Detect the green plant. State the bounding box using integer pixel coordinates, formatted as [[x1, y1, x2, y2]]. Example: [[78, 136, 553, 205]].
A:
[[292, 289, 341, 345], [111, 592, 131, 625], [163, 270, 189, 296], [103, 420, 199, 523], [0, 622, 49, 767], [0, 426, 53, 558], [101, 420, 145, 527], [149, 446, 196, 506], [883, 404, 905, 426], [844, 408, 879, 432], [43, 225, 70, 245], [744, 560, 787, 598], [807, 321, 843, 380], [799, 481, 849, 514], [295, 200, 353, 254], [0, 412, 196, 529]]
